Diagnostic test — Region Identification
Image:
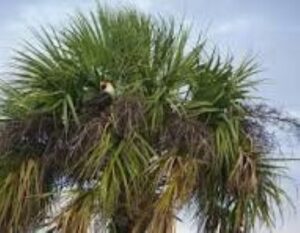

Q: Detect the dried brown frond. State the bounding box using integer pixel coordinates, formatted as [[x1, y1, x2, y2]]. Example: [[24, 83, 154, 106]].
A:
[[0, 158, 49, 232], [144, 209, 176, 233], [159, 113, 214, 159], [141, 156, 203, 233], [227, 150, 258, 195], [68, 116, 110, 159], [51, 191, 99, 233], [0, 114, 63, 159], [112, 95, 147, 139]]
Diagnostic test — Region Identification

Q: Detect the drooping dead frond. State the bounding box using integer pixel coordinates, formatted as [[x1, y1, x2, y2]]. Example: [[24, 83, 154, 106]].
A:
[[112, 96, 147, 139], [227, 150, 259, 195], [143, 156, 203, 233], [0, 158, 50, 232], [145, 209, 176, 233], [158, 113, 213, 158], [51, 190, 101, 233]]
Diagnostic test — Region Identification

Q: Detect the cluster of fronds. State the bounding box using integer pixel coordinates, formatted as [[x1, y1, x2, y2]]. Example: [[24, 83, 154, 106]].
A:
[[0, 4, 298, 233]]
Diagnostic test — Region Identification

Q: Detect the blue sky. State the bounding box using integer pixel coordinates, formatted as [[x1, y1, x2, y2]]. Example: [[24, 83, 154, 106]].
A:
[[0, 0, 300, 232]]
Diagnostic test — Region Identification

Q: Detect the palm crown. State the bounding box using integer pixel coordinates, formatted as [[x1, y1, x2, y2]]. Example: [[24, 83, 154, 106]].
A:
[[0, 4, 298, 233]]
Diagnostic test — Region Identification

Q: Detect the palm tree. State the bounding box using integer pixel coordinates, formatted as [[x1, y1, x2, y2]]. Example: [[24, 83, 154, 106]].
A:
[[0, 4, 298, 233]]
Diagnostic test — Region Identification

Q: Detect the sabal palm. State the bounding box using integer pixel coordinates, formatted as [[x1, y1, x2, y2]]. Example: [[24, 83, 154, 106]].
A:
[[0, 5, 296, 233]]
